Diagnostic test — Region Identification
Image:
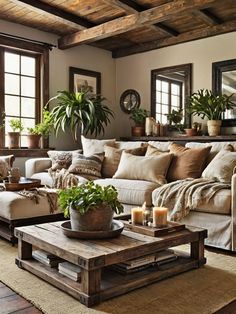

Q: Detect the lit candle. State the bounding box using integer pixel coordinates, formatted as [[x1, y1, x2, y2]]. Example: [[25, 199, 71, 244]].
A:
[[153, 207, 168, 228], [131, 207, 143, 225]]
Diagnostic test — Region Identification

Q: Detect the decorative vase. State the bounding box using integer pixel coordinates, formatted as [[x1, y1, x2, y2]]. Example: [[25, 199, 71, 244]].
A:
[[27, 134, 41, 149], [145, 117, 155, 136], [131, 126, 145, 137], [7, 132, 20, 149], [184, 128, 198, 136], [207, 120, 222, 136], [69, 204, 114, 231]]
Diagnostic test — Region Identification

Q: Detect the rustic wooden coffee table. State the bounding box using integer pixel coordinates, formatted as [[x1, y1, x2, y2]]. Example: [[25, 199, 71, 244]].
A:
[[15, 221, 207, 307]]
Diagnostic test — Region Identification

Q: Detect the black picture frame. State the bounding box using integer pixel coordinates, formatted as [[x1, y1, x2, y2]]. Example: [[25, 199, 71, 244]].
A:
[[69, 67, 101, 94]]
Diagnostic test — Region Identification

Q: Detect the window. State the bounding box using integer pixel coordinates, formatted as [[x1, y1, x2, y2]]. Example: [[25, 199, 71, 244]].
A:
[[3, 49, 40, 147], [154, 77, 183, 124]]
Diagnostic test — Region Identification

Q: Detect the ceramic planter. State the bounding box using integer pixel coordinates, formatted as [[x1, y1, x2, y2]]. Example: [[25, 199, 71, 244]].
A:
[[184, 128, 198, 136], [131, 126, 145, 137], [70, 204, 114, 231], [207, 120, 222, 136], [7, 132, 20, 149], [27, 134, 41, 149]]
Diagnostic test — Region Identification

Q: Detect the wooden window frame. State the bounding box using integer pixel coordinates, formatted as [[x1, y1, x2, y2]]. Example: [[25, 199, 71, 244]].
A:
[[0, 35, 49, 153]]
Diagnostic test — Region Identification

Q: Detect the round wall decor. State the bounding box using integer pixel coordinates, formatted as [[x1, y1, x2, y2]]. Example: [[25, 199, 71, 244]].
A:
[[120, 89, 141, 113]]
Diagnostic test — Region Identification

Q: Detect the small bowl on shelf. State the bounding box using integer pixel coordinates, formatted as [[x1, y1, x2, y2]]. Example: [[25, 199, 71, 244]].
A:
[[184, 128, 198, 136]]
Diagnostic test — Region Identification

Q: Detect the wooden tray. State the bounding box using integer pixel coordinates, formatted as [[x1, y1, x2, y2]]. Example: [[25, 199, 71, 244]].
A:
[[61, 220, 124, 239], [121, 220, 185, 237], [3, 177, 41, 191]]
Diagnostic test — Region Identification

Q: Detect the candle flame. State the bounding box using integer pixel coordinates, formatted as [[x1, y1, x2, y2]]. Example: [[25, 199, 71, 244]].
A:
[[141, 202, 146, 211]]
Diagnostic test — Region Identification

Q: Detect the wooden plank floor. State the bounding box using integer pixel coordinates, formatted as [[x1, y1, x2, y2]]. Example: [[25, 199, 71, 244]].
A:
[[0, 282, 41, 314]]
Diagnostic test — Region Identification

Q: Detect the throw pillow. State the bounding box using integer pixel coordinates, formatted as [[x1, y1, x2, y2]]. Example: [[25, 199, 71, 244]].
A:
[[113, 151, 173, 184], [202, 149, 236, 183], [68, 152, 104, 180], [102, 144, 148, 178], [81, 135, 116, 156], [145, 144, 169, 156], [167, 143, 211, 181], [47, 150, 82, 171]]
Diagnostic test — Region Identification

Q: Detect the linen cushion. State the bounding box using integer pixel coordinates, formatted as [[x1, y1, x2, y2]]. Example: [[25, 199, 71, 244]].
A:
[[148, 141, 173, 151], [102, 144, 148, 178], [31, 172, 88, 187], [202, 149, 236, 183], [81, 135, 116, 156], [47, 150, 81, 171], [95, 178, 160, 207], [68, 152, 104, 180], [145, 144, 168, 156], [167, 143, 211, 181], [113, 151, 173, 184]]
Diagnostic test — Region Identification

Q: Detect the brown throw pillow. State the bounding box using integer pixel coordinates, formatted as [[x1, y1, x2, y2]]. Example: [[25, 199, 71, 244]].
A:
[[48, 150, 82, 171], [102, 144, 148, 178], [167, 143, 211, 181], [68, 152, 104, 180]]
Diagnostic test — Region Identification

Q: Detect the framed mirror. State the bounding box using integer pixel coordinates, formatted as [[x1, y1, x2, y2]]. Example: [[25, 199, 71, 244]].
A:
[[151, 63, 192, 127], [212, 59, 236, 126]]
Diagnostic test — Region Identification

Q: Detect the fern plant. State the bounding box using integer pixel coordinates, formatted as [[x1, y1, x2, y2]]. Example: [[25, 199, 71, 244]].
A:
[[47, 90, 114, 141], [188, 89, 235, 120]]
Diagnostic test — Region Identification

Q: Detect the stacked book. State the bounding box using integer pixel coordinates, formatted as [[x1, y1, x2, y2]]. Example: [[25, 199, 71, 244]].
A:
[[112, 249, 177, 274], [32, 250, 62, 268], [58, 262, 81, 282]]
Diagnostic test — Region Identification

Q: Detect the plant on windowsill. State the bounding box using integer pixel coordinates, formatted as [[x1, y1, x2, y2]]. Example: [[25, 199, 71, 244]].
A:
[[8, 119, 24, 149], [129, 107, 149, 137], [188, 89, 236, 136], [47, 90, 114, 141], [58, 181, 124, 232]]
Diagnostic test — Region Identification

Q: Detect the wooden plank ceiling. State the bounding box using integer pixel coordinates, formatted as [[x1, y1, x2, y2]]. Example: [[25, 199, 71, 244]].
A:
[[0, 0, 236, 57]]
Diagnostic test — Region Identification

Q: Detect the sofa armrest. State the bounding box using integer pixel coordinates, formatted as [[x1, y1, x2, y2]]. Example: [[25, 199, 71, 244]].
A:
[[0, 155, 15, 168], [231, 174, 236, 250], [25, 158, 52, 178]]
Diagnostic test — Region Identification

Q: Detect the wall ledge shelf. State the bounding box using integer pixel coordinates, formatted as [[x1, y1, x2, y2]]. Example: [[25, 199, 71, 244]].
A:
[[0, 148, 54, 157], [120, 135, 236, 142]]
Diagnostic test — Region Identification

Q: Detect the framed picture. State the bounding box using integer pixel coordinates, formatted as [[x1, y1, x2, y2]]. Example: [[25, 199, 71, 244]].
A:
[[69, 67, 101, 94]]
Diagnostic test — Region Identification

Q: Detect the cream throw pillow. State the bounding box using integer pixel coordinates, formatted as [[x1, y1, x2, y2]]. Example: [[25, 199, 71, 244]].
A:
[[81, 135, 116, 156], [113, 152, 173, 184], [145, 144, 168, 156], [202, 149, 236, 183]]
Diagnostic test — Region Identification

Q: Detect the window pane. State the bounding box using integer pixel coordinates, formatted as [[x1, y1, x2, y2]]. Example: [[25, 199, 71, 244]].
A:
[[21, 97, 35, 118], [155, 113, 161, 122], [171, 95, 179, 107], [21, 56, 35, 76], [5, 74, 20, 95], [4, 116, 22, 133], [162, 81, 168, 93], [5, 95, 20, 116], [171, 83, 180, 95], [162, 115, 168, 124], [162, 93, 168, 105], [162, 105, 169, 115], [156, 80, 161, 91], [156, 92, 161, 102], [21, 77, 35, 97], [21, 118, 35, 134], [20, 135, 28, 147], [5, 52, 20, 74]]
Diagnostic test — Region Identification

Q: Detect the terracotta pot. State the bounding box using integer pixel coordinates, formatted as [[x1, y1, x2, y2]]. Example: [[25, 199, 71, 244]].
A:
[[207, 120, 222, 136], [7, 132, 20, 149], [184, 128, 198, 136], [27, 134, 41, 149], [70, 204, 114, 231], [131, 126, 145, 137]]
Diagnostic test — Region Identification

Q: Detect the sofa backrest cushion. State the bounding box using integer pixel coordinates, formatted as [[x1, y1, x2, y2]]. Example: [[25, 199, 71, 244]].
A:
[[113, 151, 173, 184], [167, 143, 211, 181], [81, 135, 116, 156], [145, 144, 169, 156], [148, 141, 173, 151]]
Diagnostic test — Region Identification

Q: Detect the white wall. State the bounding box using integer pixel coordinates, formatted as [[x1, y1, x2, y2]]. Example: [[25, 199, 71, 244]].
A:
[[0, 19, 117, 174], [116, 31, 236, 136]]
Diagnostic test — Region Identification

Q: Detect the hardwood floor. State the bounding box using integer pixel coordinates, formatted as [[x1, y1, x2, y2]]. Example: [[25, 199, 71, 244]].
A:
[[0, 282, 41, 314]]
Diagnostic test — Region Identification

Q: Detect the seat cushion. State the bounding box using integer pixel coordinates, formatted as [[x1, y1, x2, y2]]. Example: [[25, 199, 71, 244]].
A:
[[95, 178, 160, 206], [0, 190, 62, 220], [31, 172, 88, 187]]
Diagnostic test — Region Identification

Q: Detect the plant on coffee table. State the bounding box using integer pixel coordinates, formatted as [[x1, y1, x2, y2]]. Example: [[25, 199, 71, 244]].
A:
[[58, 181, 124, 231]]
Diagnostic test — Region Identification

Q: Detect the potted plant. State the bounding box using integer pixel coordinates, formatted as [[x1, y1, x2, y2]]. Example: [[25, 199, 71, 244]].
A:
[[188, 89, 235, 136], [8, 119, 24, 149], [58, 181, 124, 231], [130, 107, 149, 137], [166, 109, 185, 133], [47, 90, 114, 141]]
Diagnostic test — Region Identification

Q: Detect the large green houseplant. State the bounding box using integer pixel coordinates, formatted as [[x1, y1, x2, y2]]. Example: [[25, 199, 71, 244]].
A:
[[130, 107, 149, 137], [188, 89, 235, 136], [47, 90, 114, 141], [58, 181, 124, 231]]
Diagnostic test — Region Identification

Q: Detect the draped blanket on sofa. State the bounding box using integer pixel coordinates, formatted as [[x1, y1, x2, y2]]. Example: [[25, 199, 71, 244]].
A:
[[152, 178, 231, 221]]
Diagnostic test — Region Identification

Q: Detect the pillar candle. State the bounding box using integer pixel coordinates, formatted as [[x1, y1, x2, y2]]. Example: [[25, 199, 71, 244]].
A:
[[131, 207, 143, 225], [153, 207, 168, 227]]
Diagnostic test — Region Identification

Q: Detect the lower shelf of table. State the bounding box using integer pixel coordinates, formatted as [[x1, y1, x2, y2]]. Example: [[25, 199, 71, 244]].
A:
[[15, 254, 206, 307]]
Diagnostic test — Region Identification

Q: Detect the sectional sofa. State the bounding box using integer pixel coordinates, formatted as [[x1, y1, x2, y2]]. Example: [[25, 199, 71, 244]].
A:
[[25, 140, 236, 252]]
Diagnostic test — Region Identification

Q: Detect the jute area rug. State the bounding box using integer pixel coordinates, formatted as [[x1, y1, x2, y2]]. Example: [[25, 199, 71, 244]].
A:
[[0, 238, 235, 314]]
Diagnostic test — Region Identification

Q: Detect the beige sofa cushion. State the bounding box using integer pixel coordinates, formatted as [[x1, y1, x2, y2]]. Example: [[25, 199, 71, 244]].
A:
[[95, 178, 160, 206], [113, 152, 173, 184], [202, 150, 236, 183], [81, 135, 116, 156], [31, 172, 88, 187], [148, 141, 173, 151], [0, 190, 62, 220]]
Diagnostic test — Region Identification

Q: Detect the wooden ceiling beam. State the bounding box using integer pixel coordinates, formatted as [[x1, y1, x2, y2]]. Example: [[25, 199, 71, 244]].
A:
[[192, 8, 222, 25], [11, 0, 94, 29], [113, 19, 236, 58], [58, 0, 224, 49]]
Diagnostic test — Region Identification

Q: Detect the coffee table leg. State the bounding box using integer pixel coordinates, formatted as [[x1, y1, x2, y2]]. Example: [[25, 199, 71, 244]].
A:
[[190, 237, 206, 267], [80, 268, 101, 306], [15, 238, 32, 269]]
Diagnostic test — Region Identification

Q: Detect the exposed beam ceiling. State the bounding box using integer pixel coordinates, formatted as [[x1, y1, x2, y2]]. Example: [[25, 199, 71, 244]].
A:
[[113, 19, 236, 58], [58, 0, 224, 49], [192, 8, 222, 25]]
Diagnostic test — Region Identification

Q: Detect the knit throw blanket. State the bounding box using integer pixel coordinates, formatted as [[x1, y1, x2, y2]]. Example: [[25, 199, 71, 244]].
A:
[[152, 178, 231, 221], [48, 168, 79, 189]]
